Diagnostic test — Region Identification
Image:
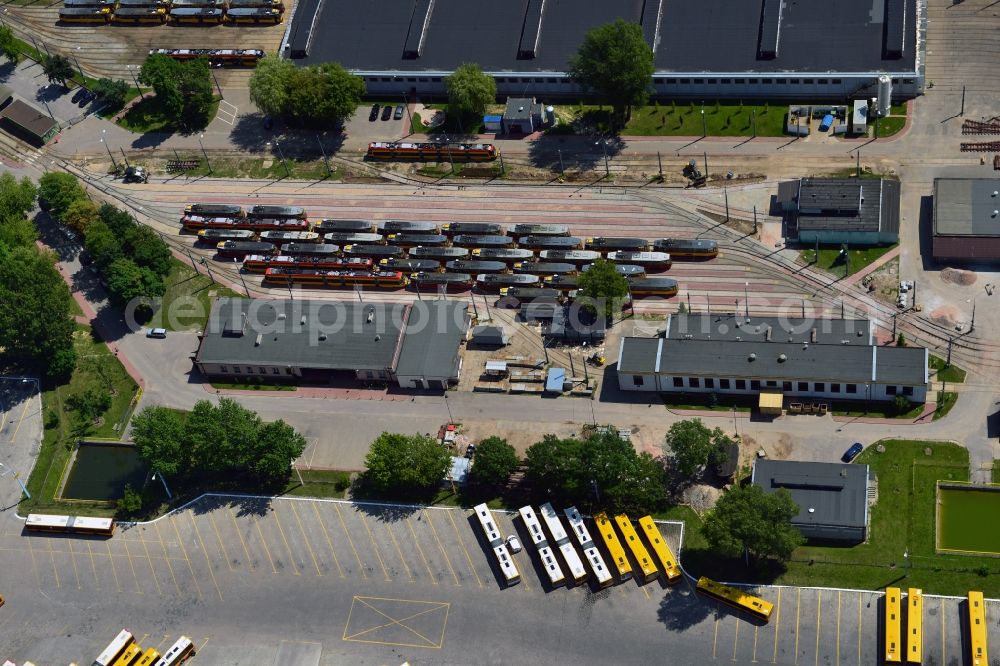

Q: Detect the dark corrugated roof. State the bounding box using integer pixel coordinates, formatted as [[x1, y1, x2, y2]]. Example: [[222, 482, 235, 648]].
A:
[[933, 178, 1000, 237], [753, 459, 868, 529], [932, 235, 1000, 261], [395, 300, 470, 378], [297, 0, 916, 75], [795, 179, 900, 235], [618, 337, 659, 373], [1, 100, 58, 139], [666, 314, 871, 346]]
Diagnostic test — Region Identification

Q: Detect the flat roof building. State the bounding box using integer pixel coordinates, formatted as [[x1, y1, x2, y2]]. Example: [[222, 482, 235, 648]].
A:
[[287, 0, 924, 101], [0, 99, 59, 146], [932, 178, 1000, 262], [752, 459, 871, 543], [193, 298, 470, 389], [664, 314, 872, 346], [778, 178, 901, 246]]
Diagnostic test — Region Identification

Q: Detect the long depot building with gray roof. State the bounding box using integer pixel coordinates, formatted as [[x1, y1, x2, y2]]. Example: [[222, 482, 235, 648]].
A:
[[286, 0, 924, 100], [618, 314, 928, 406]]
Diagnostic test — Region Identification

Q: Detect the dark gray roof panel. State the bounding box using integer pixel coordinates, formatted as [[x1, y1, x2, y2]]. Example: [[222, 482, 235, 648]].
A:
[[395, 300, 470, 378], [666, 314, 871, 346], [933, 178, 1000, 237], [618, 337, 660, 373], [753, 460, 868, 528], [757, 0, 782, 60], [884, 0, 905, 58], [519, 0, 545, 59], [403, 0, 436, 58], [794, 179, 899, 234], [875, 345, 927, 385]]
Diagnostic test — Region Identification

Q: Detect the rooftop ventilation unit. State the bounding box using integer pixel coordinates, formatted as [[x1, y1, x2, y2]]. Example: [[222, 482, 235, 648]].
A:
[[777, 353, 786, 362], [517, 0, 545, 59], [749, 352, 756, 361]]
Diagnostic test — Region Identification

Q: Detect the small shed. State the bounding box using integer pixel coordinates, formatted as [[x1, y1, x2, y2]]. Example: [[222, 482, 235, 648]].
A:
[[759, 391, 783, 415], [851, 100, 869, 133], [446, 456, 470, 485], [715, 440, 740, 479], [471, 325, 510, 347], [483, 114, 502, 133], [521, 302, 558, 322], [544, 367, 567, 393], [501, 97, 543, 134], [484, 360, 508, 377], [0, 99, 59, 146]]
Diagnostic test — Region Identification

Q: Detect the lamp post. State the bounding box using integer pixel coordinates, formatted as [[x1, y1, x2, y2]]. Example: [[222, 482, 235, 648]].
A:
[[744, 282, 749, 318], [316, 135, 331, 176], [152, 470, 172, 500], [73, 47, 85, 85], [234, 258, 250, 297], [198, 133, 212, 174], [127, 65, 145, 100], [101, 129, 117, 171], [0, 462, 30, 500], [595, 139, 609, 176], [700, 101, 707, 137], [269, 140, 290, 178]]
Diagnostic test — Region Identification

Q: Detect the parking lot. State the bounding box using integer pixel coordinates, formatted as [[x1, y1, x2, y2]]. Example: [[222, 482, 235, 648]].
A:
[[0, 497, 996, 664]]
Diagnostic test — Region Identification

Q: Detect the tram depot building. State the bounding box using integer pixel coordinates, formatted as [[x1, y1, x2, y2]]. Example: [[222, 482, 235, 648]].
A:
[[616, 314, 929, 408], [193, 298, 471, 390], [287, 0, 924, 101], [777, 178, 902, 246], [931, 178, 1000, 262]]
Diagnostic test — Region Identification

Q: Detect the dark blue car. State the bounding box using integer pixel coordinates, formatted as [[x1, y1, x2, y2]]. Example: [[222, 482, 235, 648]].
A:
[[842, 442, 864, 463]]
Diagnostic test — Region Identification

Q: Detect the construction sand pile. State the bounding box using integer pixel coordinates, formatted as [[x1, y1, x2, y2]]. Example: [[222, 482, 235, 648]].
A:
[[940, 267, 977, 286]]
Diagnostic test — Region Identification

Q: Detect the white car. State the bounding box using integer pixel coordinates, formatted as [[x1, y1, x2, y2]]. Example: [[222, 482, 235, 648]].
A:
[[505, 535, 522, 553], [146, 328, 167, 339]]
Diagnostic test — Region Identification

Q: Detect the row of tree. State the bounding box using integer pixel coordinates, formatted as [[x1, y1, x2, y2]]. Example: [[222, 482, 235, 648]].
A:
[[249, 57, 365, 127], [0, 174, 78, 378], [139, 53, 215, 132], [130, 398, 307, 484]]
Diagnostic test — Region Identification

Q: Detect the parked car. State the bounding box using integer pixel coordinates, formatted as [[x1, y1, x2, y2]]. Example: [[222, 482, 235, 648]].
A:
[[71, 88, 86, 104], [122, 166, 149, 184], [368, 104, 380, 121], [842, 442, 864, 463], [146, 328, 167, 339], [263, 116, 274, 130], [505, 535, 522, 553], [78, 90, 96, 107], [464, 444, 476, 459], [381, 104, 392, 121], [394, 104, 405, 120]]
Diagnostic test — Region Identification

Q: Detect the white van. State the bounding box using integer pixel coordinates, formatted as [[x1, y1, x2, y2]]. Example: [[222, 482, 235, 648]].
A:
[[146, 328, 167, 339]]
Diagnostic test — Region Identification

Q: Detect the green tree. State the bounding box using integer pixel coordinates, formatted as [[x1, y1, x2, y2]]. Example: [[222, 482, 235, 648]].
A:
[[0, 25, 20, 64], [663, 419, 732, 479], [524, 434, 584, 498], [138, 53, 179, 101], [91, 78, 131, 112], [98, 203, 137, 237], [896, 333, 906, 346], [105, 257, 164, 308], [0, 216, 36, 249], [124, 225, 171, 276], [363, 432, 451, 494], [469, 436, 518, 487], [66, 386, 112, 424], [62, 198, 99, 235], [446, 63, 496, 123], [84, 221, 122, 269], [568, 19, 654, 126], [702, 484, 805, 564], [0, 172, 37, 220], [248, 55, 296, 118], [0, 246, 76, 377], [139, 54, 214, 131], [603, 451, 667, 515], [130, 405, 188, 476], [42, 54, 75, 87], [250, 419, 307, 482], [118, 483, 143, 514], [38, 172, 87, 219], [286, 63, 365, 127], [577, 258, 629, 318]]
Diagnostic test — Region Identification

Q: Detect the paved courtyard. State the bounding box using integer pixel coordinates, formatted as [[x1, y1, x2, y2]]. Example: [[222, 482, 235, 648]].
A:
[[1, 496, 995, 664]]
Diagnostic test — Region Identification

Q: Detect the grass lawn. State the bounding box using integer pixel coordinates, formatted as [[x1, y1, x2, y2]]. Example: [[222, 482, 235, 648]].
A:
[[995, 461, 1000, 484], [929, 355, 967, 383], [798, 244, 896, 277], [674, 440, 1000, 596], [933, 392, 958, 421], [283, 469, 353, 499], [118, 96, 221, 134], [210, 380, 296, 392], [22, 325, 140, 516], [830, 399, 924, 419], [68, 295, 85, 318], [874, 115, 907, 138], [555, 101, 790, 137], [184, 157, 342, 181], [146, 259, 241, 331], [663, 393, 754, 413]]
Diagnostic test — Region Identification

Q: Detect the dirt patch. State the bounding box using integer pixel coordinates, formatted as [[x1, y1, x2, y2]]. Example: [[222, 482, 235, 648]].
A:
[[940, 267, 978, 286], [681, 484, 723, 513], [929, 305, 961, 329]]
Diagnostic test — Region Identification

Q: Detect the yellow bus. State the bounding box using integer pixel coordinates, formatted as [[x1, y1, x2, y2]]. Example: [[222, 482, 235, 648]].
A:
[[93, 629, 135, 666], [696, 577, 773, 622], [134, 647, 160, 666], [968, 590, 989, 666], [614, 514, 658, 584], [111, 643, 143, 666], [884, 586, 902, 663], [906, 588, 922, 664], [637, 516, 682, 584], [594, 511, 631, 581]]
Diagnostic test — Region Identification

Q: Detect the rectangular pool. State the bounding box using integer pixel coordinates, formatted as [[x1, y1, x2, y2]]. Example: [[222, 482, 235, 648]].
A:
[[937, 484, 1000, 555], [61, 442, 148, 501]]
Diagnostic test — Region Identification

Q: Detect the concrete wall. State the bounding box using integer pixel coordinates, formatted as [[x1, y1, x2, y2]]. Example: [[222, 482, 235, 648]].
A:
[[618, 372, 658, 392], [796, 522, 866, 543], [196, 362, 300, 379], [798, 230, 899, 246]]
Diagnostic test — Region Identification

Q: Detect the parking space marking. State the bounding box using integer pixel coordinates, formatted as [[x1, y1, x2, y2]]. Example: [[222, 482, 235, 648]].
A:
[[288, 501, 323, 577], [357, 512, 392, 581], [170, 516, 203, 599], [939, 596, 945, 666], [752, 624, 759, 663], [712, 606, 720, 659], [252, 512, 279, 574], [421, 510, 460, 586], [269, 504, 303, 576], [120, 535, 144, 594], [732, 614, 740, 661], [814, 590, 822, 666], [207, 509, 238, 572], [190, 637, 211, 663], [405, 517, 437, 585], [104, 538, 123, 592], [187, 512, 224, 600], [138, 529, 163, 596], [444, 510, 483, 588], [342, 596, 449, 650], [85, 540, 100, 590], [794, 588, 801, 664], [24, 532, 41, 590], [384, 521, 415, 582], [226, 506, 257, 572], [311, 501, 345, 578], [44, 537, 61, 589], [334, 502, 367, 578], [66, 539, 83, 589], [153, 520, 182, 595]]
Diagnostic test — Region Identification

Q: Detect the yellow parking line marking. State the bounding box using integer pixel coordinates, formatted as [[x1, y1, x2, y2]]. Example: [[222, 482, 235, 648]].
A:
[[642, 585, 651, 600], [940, 597, 945, 666], [857, 594, 863, 666], [794, 588, 801, 664], [105, 537, 122, 592], [25, 533, 41, 590], [772, 587, 782, 663], [189, 637, 210, 663], [170, 515, 203, 599], [405, 517, 437, 584], [422, 509, 460, 586], [445, 510, 484, 587], [45, 537, 61, 588], [346, 597, 444, 647], [289, 501, 323, 577], [252, 514, 278, 574], [139, 528, 163, 596], [753, 624, 759, 662], [712, 608, 720, 659], [815, 590, 822, 666], [66, 538, 82, 589], [383, 521, 414, 582], [311, 502, 345, 578], [137, 633, 150, 647], [334, 502, 367, 578], [270, 504, 302, 576], [357, 512, 391, 581], [733, 614, 740, 661], [86, 540, 100, 590], [153, 520, 182, 595], [187, 512, 224, 600], [155, 635, 171, 651], [207, 510, 237, 572], [836, 591, 841, 666], [9, 391, 32, 442], [226, 506, 256, 571], [120, 535, 144, 594]]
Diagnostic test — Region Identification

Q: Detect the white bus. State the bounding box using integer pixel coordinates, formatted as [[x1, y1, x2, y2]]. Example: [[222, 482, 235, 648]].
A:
[[539, 502, 587, 585], [517, 506, 566, 587], [474, 503, 520, 586], [92, 629, 135, 666], [27, 513, 115, 537], [564, 506, 614, 588], [153, 635, 195, 665]]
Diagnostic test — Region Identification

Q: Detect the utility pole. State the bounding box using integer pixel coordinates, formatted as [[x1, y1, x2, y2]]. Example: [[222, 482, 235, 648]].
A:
[[127, 65, 145, 100], [72, 48, 85, 85], [970, 298, 976, 332], [752, 205, 758, 234], [751, 109, 757, 138], [856, 150, 861, 177], [317, 135, 331, 176], [700, 101, 706, 137], [744, 282, 749, 318], [801, 298, 805, 318], [273, 140, 290, 178], [286, 277, 294, 301], [686, 291, 691, 313], [498, 150, 505, 173], [960, 85, 966, 117], [200, 258, 215, 283], [119, 147, 130, 168], [0, 462, 30, 500], [947, 336, 953, 366], [483, 293, 491, 320], [558, 149, 565, 174], [101, 130, 117, 170], [185, 248, 200, 274], [724, 187, 730, 221], [468, 290, 477, 317], [657, 151, 663, 178], [210, 68, 223, 98], [892, 312, 897, 340], [234, 258, 250, 297], [703, 151, 709, 180], [199, 134, 212, 174]]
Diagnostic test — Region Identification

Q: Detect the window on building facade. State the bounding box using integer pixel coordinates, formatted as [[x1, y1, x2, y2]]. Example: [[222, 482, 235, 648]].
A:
[[802, 78, 813, 84], [766, 380, 777, 387], [633, 375, 644, 386], [689, 377, 700, 388], [736, 379, 746, 390], [761, 78, 773, 84], [720, 78, 731, 84], [720, 379, 731, 389], [847, 384, 857, 393], [789, 78, 799, 84], [797, 382, 808, 391], [673, 377, 684, 387], [233, 366, 240, 374], [246, 366, 254, 374], [903, 386, 913, 396], [887, 385, 898, 395], [815, 382, 825, 392], [692, 78, 704, 84], [734, 78, 745, 84], [285, 368, 293, 375], [817, 78, 828, 84], [832, 78, 842, 84], [783, 381, 792, 391], [831, 383, 841, 393], [750, 380, 761, 390], [705, 378, 714, 389], [272, 368, 280, 375], [220, 365, 228, 373]]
